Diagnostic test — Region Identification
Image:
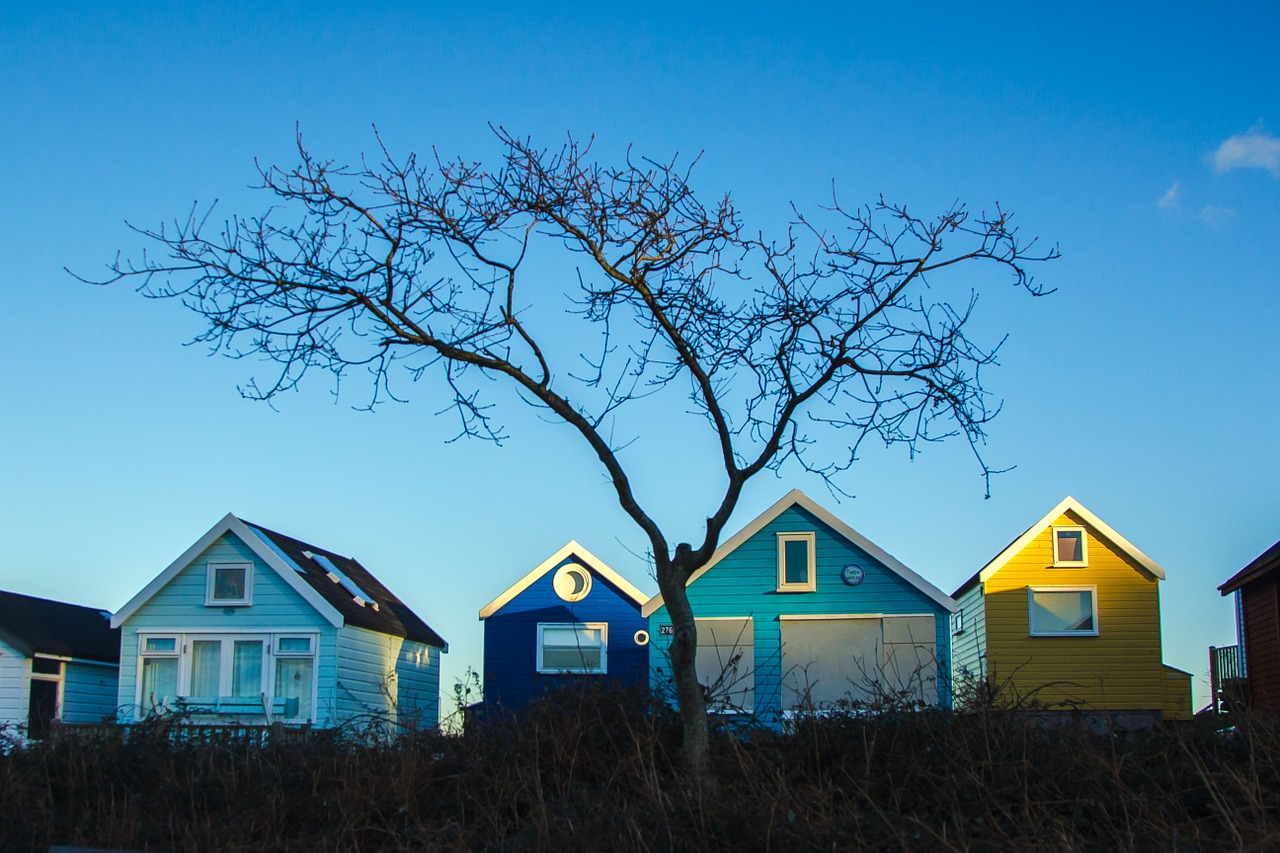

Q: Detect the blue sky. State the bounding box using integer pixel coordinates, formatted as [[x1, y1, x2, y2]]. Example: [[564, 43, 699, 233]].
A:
[[2, 2, 1278, 711]]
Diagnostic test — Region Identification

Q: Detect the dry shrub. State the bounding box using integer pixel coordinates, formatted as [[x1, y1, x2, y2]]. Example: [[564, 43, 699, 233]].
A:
[[1, 688, 1278, 851]]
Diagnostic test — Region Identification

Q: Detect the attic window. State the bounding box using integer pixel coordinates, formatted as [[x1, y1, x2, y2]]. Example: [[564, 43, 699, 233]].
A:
[[777, 532, 817, 592], [1052, 527, 1088, 567], [207, 562, 251, 607], [304, 550, 379, 610]]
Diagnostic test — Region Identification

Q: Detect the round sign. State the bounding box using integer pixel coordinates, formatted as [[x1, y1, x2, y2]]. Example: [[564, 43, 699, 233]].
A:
[[841, 564, 864, 586], [552, 563, 593, 602]]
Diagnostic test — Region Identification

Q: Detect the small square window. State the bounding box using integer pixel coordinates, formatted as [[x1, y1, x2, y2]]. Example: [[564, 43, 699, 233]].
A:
[[1052, 527, 1087, 567], [951, 611, 965, 635], [777, 532, 816, 592], [1029, 587, 1098, 636], [207, 562, 252, 606]]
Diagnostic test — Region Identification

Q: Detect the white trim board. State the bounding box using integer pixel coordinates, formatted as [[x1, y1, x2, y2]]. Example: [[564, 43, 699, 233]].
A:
[[478, 540, 649, 619], [641, 490, 957, 617], [977, 496, 1165, 586], [111, 513, 345, 629]]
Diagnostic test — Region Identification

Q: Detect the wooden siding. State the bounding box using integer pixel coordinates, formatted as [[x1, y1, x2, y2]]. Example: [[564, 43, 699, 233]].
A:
[[482, 560, 648, 712], [1162, 666, 1192, 721], [0, 636, 29, 728], [649, 504, 952, 727], [951, 584, 987, 687], [982, 511, 1168, 713], [394, 640, 441, 729], [1242, 574, 1280, 713], [335, 625, 443, 728], [61, 660, 119, 725], [117, 531, 338, 724]]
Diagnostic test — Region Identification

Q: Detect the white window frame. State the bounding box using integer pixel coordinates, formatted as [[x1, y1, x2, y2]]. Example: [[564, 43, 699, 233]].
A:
[[206, 561, 253, 607], [184, 633, 271, 699], [951, 610, 965, 635], [138, 635, 181, 713], [777, 531, 817, 592], [535, 622, 607, 675], [134, 631, 319, 722], [1051, 526, 1088, 567], [1028, 586, 1099, 637]]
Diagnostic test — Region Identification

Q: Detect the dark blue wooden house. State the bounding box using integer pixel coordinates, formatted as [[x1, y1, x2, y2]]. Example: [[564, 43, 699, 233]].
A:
[[477, 541, 651, 713]]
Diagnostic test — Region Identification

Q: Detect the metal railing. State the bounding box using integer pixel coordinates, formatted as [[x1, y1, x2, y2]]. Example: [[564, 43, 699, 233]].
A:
[[1209, 644, 1247, 713]]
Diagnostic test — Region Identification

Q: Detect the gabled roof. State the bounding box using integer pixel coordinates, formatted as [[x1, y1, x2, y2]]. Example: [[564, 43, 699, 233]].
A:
[[952, 495, 1166, 598], [478, 540, 648, 619], [112, 514, 446, 650], [640, 489, 956, 618], [0, 589, 120, 664], [1219, 538, 1280, 596], [250, 523, 447, 649]]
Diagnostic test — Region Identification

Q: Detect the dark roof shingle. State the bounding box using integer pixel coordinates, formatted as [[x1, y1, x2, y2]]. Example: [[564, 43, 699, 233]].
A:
[[1220, 538, 1280, 596], [246, 523, 446, 649], [0, 589, 121, 663]]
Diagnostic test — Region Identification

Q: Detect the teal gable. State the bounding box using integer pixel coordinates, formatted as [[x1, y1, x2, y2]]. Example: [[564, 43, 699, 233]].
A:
[[643, 491, 956, 728], [113, 514, 446, 730]]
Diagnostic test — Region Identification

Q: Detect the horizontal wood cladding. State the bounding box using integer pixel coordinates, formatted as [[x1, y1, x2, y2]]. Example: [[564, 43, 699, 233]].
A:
[[649, 503, 951, 724], [1242, 575, 1280, 713], [124, 533, 332, 633], [60, 661, 119, 725], [482, 554, 648, 713], [0, 636, 29, 726], [983, 511, 1170, 713]]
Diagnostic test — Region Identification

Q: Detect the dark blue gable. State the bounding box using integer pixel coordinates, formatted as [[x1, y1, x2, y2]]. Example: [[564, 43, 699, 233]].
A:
[[481, 547, 650, 713]]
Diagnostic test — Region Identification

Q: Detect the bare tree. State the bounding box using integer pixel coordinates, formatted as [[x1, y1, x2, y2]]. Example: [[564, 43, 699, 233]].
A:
[[91, 128, 1056, 781]]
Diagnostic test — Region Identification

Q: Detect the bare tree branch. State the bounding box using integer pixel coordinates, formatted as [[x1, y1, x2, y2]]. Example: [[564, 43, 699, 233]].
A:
[[80, 127, 1057, 780]]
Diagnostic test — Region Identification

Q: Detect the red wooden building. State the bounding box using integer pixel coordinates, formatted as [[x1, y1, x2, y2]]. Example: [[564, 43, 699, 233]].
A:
[[1217, 539, 1280, 714]]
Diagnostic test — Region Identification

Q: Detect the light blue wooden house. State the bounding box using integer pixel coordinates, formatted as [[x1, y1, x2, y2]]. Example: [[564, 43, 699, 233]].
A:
[[112, 513, 447, 729], [643, 490, 956, 726], [0, 589, 120, 738], [477, 541, 651, 714]]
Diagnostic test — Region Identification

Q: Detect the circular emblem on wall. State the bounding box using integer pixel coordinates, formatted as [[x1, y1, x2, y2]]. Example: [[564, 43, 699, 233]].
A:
[[552, 563, 593, 602], [634, 629, 650, 646], [841, 564, 865, 586]]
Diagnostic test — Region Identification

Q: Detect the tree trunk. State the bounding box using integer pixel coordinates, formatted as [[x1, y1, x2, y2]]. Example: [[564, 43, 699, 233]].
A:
[[658, 548, 712, 784]]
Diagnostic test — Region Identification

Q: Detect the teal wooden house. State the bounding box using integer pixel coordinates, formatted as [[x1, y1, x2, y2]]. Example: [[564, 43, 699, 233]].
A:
[[112, 514, 447, 729], [0, 589, 120, 738], [643, 491, 956, 726], [478, 541, 651, 714]]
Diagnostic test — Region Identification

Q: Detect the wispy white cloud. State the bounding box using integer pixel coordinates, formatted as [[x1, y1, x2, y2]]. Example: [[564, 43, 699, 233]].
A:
[[1212, 124, 1280, 177], [1158, 181, 1181, 209], [1200, 205, 1237, 226]]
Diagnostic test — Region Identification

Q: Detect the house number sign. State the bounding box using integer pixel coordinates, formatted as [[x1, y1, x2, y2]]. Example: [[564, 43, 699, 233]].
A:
[[659, 624, 674, 636]]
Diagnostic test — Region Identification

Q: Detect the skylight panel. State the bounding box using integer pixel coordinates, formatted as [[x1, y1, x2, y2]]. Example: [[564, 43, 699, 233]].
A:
[[303, 550, 379, 610]]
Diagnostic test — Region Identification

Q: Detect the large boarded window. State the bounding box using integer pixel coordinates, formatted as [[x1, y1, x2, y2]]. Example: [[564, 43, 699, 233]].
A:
[[695, 618, 754, 712], [882, 616, 939, 704], [781, 615, 937, 709]]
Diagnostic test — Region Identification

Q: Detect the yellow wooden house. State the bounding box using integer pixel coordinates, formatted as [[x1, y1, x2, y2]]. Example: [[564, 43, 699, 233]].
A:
[[951, 497, 1191, 721]]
